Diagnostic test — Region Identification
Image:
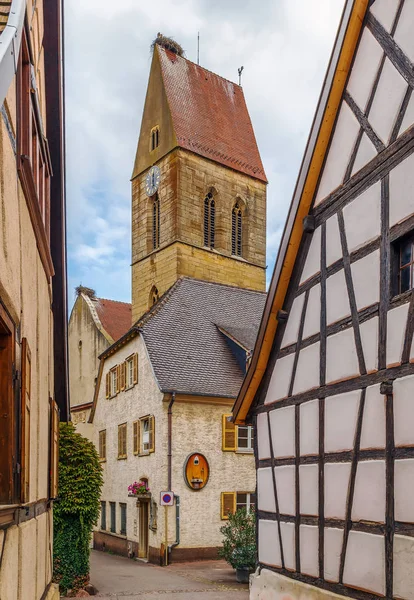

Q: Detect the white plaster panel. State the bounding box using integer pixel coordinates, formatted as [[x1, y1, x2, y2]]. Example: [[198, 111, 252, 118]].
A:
[[292, 342, 320, 396], [395, 459, 414, 522], [324, 528, 343, 583], [281, 293, 305, 348], [258, 520, 282, 567], [370, 0, 400, 33], [360, 384, 386, 450], [399, 91, 414, 136], [302, 284, 320, 340], [280, 522, 295, 571], [343, 531, 385, 595], [394, 375, 414, 447], [269, 406, 295, 458], [258, 468, 276, 513], [315, 103, 360, 205], [265, 353, 295, 404], [325, 462, 351, 520], [360, 316, 379, 373], [389, 153, 414, 227], [274, 466, 295, 516], [300, 399, 319, 456], [300, 525, 319, 577], [351, 132, 377, 177], [352, 460, 386, 523], [369, 58, 408, 144], [343, 181, 381, 253], [326, 214, 342, 267], [394, 534, 414, 600], [300, 226, 321, 284], [325, 390, 360, 453], [257, 412, 271, 459], [347, 28, 384, 112], [299, 464, 318, 516], [351, 252, 380, 311], [326, 328, 360, 384], [387, 303, 409, 367], [326, 269, 350, 325], [394, 1, 414, 63]]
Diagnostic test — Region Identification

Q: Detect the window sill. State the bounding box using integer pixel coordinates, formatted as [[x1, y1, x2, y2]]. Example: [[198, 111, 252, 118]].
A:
[[99, 459, 107, 463], [236, 449, 254, 454], [117, 456, 127, 461], [390, 289, 412, 306], [138, 452, 150, 457]]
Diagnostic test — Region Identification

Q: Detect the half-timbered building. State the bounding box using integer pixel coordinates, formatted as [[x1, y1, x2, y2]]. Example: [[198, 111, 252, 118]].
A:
[[233, 1, 414, 599]]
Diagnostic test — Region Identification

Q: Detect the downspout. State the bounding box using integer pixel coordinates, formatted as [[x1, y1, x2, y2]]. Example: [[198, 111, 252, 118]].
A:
[[167, 393, 180, 553]]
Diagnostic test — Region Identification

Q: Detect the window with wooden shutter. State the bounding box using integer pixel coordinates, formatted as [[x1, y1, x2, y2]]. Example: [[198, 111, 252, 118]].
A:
[[133, 421, 139, 455], [133, 353, 138, 384], [116, 365, 121, 394], [149, 415, 155, 453], [105, 372, 110, 398], [21, 338, 31, 502], [99, 430, 106, 461], [221, 492, 236, 520], [118, 423, 127, 459], [0, 305, 16, 505], [49, 398, 59, 500], [222, 414, 236, 451], [138, 415, 155, 454], [120, 362, 126, 391]]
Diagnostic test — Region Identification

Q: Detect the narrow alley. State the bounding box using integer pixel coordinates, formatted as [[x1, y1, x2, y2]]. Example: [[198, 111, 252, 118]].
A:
[[83, 551, 249, 599]]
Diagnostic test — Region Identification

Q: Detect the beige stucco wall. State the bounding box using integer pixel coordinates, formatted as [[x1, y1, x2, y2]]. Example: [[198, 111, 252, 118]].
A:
[[92, 333, 255, 554], [0, 3, 58, 598], [68, 294, 110, 408]]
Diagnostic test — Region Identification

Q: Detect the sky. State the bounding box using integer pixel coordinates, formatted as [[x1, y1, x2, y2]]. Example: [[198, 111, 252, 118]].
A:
[[65, 0, 346, 308]]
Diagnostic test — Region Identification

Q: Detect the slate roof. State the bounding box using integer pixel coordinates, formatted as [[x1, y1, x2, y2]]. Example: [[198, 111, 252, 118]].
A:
[[95, 298, 132, 342], [138, 278, 266, 398], [157, 45, 267, 183]]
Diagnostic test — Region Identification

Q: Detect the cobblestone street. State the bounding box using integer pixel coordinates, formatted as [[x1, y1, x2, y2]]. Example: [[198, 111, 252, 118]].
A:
[[86, 550, 249, 599]]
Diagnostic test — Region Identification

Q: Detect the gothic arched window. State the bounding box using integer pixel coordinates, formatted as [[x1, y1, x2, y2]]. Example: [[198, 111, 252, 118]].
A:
[[150, 126, 159, 151], [203, 192, 215, 248], [232, 202, 242, 256], [150, 286, 159, 307], [152, 194, 160, 250]]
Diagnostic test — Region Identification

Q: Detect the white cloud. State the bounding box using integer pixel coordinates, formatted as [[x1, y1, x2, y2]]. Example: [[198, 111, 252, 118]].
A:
[[65, 0, 345, 304]]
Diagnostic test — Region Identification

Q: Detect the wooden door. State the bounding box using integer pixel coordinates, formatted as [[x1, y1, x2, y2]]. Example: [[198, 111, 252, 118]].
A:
[[138, 500, 149, 559]]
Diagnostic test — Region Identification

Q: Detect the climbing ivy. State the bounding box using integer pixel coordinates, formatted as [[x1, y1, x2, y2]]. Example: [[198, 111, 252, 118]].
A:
[[53, 422, 103, 594]]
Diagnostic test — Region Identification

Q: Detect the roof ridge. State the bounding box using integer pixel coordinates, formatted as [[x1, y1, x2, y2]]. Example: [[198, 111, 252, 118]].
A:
[[158, 45, 241, 90], [179, 276, 267, 295], [134, 278, 185, 328], [96, 297, 132, 306]]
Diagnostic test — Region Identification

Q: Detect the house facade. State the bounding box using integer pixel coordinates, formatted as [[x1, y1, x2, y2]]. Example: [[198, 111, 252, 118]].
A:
[[90, 278, 263, 563], [0, 1, 67, 599], [233, 1, 414, 599]]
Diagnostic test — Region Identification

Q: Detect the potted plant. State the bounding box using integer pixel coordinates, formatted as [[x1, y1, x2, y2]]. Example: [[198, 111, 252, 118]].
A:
[[128, 480, 151, 497], [219, 507, 256, 583]]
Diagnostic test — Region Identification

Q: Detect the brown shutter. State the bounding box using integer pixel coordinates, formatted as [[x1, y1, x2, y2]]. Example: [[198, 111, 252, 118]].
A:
[[116, 366, 120, 394], [49, 398, 59, 499], [21, 338, 31, 502], [221, 492, 236, 520], [133, 421, 139, 454], [105, 372, 110, 398], [120, 362, 126, 391], [149, 415, 155, 453], [99, 430, 106, 460], [133, 353, 138, 384], [222, 414, 236, 451]]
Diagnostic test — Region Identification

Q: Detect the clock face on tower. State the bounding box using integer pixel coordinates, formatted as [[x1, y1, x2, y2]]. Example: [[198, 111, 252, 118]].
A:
[[145, 166, 161, 197]]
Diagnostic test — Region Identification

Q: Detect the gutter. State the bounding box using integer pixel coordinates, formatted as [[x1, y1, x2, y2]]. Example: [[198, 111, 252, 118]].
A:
[[167, 393, 180, 553], [0, 0, 25, 109]]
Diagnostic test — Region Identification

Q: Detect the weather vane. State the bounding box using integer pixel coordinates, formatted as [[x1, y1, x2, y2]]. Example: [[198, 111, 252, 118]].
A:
[[238, 66, 244, 86]]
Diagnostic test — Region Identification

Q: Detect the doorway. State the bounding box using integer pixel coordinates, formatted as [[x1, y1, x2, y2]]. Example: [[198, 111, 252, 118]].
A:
[[138, 500, 149, 559]]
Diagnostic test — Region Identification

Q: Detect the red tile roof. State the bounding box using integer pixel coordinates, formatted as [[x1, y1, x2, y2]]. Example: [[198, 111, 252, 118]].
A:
[[95, 298, 132, 342], [157, 45, 267, 183]]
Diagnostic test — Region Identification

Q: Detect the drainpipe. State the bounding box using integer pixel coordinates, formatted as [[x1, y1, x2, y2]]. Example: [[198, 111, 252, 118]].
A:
[[167, 393, 180, 554]]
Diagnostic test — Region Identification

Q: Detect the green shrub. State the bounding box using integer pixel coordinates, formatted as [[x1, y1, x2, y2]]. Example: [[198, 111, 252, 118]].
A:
[[219, 508, 256, 571], [53, 422, 103, 594]]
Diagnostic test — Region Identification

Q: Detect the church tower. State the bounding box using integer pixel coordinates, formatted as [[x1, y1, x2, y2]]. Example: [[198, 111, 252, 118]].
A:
[[131, 36, 267, 322]]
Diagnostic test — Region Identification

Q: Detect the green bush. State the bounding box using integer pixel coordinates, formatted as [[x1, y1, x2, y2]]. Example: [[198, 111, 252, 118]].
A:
[[53, 422, 103, 594], [219, 508, 256, 571]]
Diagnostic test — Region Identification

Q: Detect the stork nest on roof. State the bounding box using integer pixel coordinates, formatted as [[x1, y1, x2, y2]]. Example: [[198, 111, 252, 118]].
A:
[[76, 285, 96, 299], [152, 33, 184, 57]]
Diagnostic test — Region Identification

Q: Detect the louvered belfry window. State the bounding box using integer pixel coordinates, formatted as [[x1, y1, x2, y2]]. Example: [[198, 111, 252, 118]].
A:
[[203, 192, 215, 248], [232, 203, 242, 256], [152, 194, 160, 250]]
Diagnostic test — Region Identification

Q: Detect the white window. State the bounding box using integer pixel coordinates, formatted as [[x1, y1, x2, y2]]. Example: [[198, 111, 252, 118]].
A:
[[236, 492, 255, 513], [110, 368, 117, 397], [237, 425, 254, 453], [126, 357, 134, 388], [142, 418, 150, 452]]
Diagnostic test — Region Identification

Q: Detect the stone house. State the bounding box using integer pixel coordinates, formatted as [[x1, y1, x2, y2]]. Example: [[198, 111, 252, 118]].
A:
[[0, 1, 67, 599], [233, 1, 414, 599], [69, 288, 131, 438], [90, 277, 264, 562]]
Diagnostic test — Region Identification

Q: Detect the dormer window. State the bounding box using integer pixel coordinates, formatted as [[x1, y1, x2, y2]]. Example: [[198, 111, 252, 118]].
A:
[[150, 126, 160, 151]]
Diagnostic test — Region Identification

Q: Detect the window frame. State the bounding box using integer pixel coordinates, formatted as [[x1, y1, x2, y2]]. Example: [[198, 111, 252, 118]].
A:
[[110, 367, 118, 398], [99, 430, 107, 462], [392, 233, 414, 297], [138, 415, 155, 455], [117, 423, 127, 460], [110, 501, 116, 533], [231, 202, 243, 257], [221, 491, 255, 520], [203, 192, 215, 249], [222, 414, 254, 454], [150, 126, 160, 151], [120, 502, 127, 536], [100, 501, 106, 530], [236, 425, 254, 454]]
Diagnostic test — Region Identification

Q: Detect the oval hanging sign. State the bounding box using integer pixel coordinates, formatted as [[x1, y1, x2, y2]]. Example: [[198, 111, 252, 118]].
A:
[[184, 453, 210, 491]]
